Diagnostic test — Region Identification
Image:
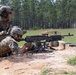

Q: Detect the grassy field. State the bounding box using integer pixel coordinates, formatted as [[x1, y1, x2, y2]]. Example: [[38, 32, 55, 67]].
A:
[[18, 29, 76, 46]]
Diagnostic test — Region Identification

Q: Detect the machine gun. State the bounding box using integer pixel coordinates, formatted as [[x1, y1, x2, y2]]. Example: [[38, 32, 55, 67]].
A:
[[20, 33, 73, 53], [21, 33, 73, 47], [22, 33, 73, 43]]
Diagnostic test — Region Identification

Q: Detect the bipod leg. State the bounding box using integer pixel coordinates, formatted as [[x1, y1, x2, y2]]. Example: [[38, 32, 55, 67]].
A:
[[50, 47, 56, 50]]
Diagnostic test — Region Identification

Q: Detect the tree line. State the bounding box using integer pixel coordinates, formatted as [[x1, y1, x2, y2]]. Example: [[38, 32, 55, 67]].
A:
[[1, 0, 76, 29]]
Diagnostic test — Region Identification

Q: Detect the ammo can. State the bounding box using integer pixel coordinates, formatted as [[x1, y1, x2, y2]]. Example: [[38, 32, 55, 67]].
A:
[[51, 41, 59, 47]]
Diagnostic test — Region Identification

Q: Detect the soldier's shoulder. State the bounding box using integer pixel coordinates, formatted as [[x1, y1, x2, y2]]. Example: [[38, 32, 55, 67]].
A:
[[5, 36, 12, 39], [4, 36, 16, 42]]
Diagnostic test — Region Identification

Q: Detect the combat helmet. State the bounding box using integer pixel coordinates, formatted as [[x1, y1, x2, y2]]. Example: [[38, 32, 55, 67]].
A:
[[10, 26, 23, 38], [0, 5, 12, 18]]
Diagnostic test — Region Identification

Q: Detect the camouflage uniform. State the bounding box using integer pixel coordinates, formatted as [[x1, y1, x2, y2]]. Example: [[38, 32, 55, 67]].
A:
[[0, 36, 20, 57], [0, 20, 11, 31], [0, 20, 11, 41], [0, 26, 23, 57]]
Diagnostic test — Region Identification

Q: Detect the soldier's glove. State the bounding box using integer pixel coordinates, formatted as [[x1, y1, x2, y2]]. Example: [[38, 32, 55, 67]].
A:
[[20, 43, 33, 54], [20, 44, 29, 54], [0, 31, 7, 35]]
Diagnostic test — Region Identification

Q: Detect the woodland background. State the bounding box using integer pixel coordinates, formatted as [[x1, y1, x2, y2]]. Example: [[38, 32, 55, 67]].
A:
[[1, 0, 76, 29]]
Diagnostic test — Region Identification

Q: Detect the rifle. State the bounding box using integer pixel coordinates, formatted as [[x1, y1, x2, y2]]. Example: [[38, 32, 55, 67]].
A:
[[21, 33, 73, 43]]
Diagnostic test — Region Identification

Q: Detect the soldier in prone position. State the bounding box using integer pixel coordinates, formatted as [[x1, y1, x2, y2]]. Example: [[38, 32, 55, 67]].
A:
[[0, 26, 33, 57], [0, 5, 13, 41]]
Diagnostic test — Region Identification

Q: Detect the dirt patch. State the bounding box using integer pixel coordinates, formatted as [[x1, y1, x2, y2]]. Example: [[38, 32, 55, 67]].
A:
[[0, 47, 76, 75]]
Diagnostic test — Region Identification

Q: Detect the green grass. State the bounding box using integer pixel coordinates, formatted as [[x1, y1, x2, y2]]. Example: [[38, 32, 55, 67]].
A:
[[62, 71, 76, 75], [54, 71, 76, 75], [18, 29, 76, 46], [67, 56, 76, 65], [40, 68, 76, 75], [40, 68, 51, 75]]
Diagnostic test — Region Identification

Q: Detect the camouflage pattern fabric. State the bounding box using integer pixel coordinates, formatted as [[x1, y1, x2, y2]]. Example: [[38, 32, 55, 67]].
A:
[[0, 21, 11, 31], [0, 36, 20, 57], [0, 20, 11, 41]]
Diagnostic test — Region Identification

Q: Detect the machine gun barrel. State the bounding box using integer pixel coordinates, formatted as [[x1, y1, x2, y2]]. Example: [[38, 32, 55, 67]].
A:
[[61, 33, 74, 37]]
